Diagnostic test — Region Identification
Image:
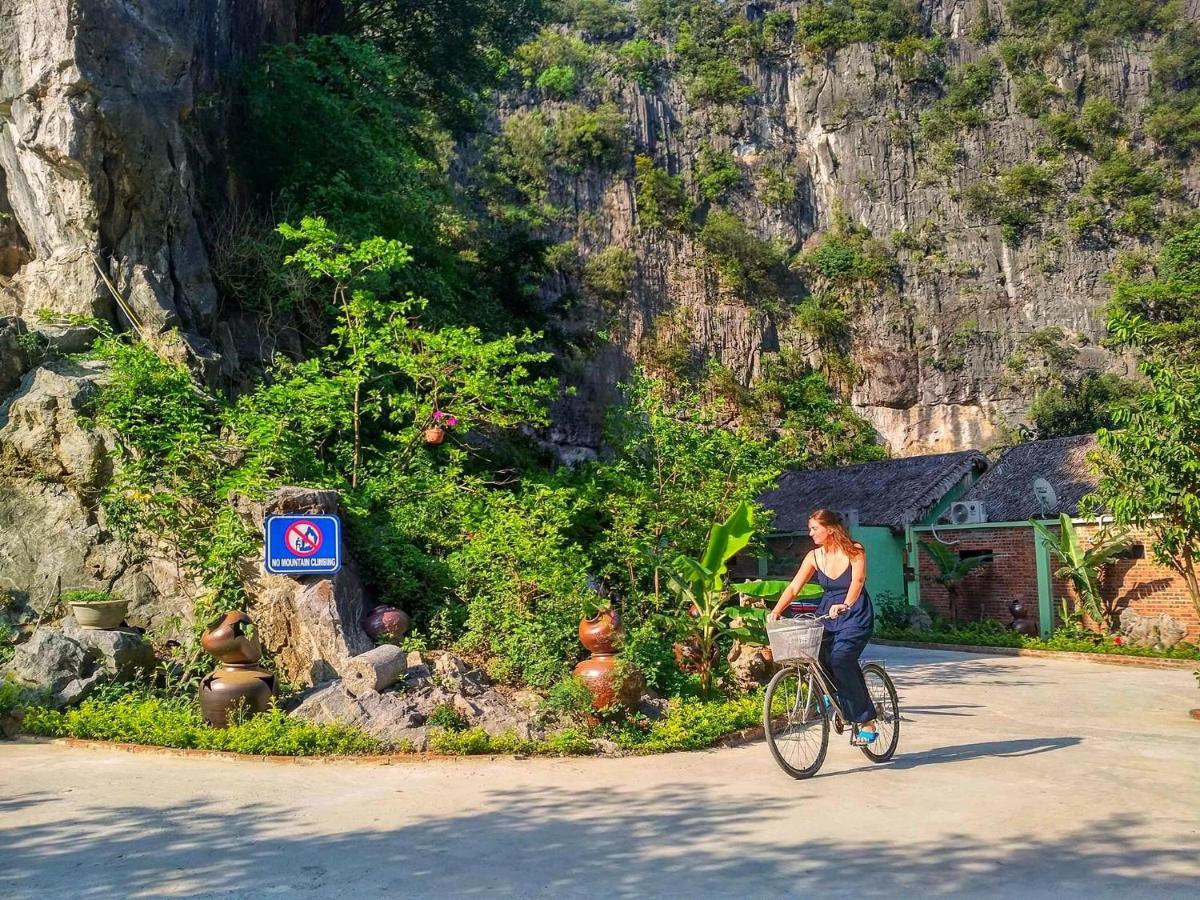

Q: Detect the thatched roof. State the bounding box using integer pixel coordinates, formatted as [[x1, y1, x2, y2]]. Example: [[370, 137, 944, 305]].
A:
[[760, 450, 989, 532], [958, 434, 1099, 522]]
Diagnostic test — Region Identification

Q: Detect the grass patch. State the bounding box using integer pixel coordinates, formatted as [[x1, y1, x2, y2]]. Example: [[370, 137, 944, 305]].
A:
[[21, 693, 382, 756]]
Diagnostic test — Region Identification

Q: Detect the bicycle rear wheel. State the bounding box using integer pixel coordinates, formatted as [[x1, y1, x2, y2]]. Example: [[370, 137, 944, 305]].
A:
[[763, 664, 829, 779], [859, 663, 900, 762]]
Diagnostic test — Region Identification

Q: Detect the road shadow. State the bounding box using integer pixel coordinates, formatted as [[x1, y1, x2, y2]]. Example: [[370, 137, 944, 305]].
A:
[[834, 736, 1083, 776], [0, 767, 1191, 899]]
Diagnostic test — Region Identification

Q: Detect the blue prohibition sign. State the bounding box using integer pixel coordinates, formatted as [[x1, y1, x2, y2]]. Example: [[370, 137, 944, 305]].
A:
[[265, 515, 342, 575]]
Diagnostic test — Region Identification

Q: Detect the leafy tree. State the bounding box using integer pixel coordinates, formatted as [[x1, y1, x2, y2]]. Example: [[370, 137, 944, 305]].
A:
[[1027, 373, 1140, 440], [577, 374, 783, 608], [340, 0, 546, 127], [697, 210, 785, 299], [1088, 224, 1200, 616], [635, 155, 692, 230]]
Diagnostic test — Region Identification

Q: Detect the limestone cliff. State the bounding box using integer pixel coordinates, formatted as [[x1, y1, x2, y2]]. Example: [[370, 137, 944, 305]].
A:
[[486, 1, 1199, 454]]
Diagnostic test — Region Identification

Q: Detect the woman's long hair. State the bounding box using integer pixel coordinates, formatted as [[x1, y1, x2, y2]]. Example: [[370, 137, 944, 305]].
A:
[[809, 508, 864, 559]]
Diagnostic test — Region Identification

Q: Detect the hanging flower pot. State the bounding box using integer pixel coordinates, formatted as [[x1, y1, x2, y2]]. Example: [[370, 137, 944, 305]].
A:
[[424, 426, 445, 445]]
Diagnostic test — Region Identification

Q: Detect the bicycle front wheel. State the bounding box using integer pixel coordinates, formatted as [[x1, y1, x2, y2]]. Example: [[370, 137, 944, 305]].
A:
[[859, 663, 900, 763], [763, 664, 829, 779]]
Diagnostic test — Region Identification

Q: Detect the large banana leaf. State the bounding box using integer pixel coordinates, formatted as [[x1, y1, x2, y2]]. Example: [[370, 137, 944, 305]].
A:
[[700, 500, 755, 585], [730, 580, 824, 601]]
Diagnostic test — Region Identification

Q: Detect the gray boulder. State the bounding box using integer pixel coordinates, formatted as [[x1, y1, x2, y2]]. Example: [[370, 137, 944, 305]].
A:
[[1119, 608, 1189, 650], [907, 606, 934, 632], [290, 652, 538, 750], [3, 619, 155, 707]]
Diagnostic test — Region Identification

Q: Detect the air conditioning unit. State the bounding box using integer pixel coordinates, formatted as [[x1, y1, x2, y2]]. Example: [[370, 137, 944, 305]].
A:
[[949, 501, 987, 525], [838, 508, 860, 529]]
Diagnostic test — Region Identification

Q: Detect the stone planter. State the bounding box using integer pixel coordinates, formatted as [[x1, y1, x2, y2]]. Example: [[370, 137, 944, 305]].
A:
[[69, 599, 129, 630]]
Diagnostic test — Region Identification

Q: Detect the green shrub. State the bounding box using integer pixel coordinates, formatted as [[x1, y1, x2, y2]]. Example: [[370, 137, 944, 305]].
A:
[[697, 210, 785, 298], [427, 702, 469, 731], [554, 0, 634, 41], [1014, 72, 1061, 117], [615, 37, 664, 86], [514, 28, 597, 81], [696, 146, 742, 200], [21, 694, 381, 755], [536, 65, 579, 98], [686, 59, 755, 106], [635, 155, 692, 230], [1147, 22, 1200, 157], [0, 676, 22, 718], [962, 161, 1059, 245], [553, 103, 629, 170], [612, 693, 763, 753], [428, 725, 595, 755], [545, 676, 596, 718], [795, 0, 925, 54], [872, 591, 912, 631], [582, 246, 637, 305]]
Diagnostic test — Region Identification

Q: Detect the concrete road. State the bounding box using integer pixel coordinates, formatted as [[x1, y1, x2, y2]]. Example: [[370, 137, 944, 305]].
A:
[[2, 646, 1197, 899]]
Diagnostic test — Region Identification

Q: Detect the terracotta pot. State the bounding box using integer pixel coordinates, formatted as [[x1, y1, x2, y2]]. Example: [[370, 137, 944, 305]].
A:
[[201, 611, 262, 666], [579, 608, 623, 655], [424, 426, 445, 445], [199, 664, 277, 728], [70, 599, 128, 630], [365, 606, 411, 643], [573, 655, 641, 712]]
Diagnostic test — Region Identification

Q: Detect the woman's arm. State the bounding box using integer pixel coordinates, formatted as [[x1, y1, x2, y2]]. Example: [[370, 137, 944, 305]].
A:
[[829, 550, 867, 619], [768, 552, 816, 621]]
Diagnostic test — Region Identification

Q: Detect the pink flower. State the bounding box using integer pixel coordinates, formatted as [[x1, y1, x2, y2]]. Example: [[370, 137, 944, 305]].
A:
[[446, 416, 458, 427], [433, 410, 445, 421]]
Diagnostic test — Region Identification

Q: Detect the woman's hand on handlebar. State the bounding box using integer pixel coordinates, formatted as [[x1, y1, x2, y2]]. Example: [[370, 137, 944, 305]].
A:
[[766, 609, 781, 622], [828, 603, 849, 619]]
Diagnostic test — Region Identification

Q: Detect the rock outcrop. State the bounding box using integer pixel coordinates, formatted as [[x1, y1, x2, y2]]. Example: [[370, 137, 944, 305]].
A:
[[0, 360, 198, 640], [0, 0, 330, 373], [492, 2, 1196, 455], [290, 651, 544, 750], [238, 487, 375, 687]]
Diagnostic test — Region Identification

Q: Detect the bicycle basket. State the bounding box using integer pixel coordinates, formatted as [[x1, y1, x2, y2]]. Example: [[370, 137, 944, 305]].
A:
[[766, 618, 824, 663]]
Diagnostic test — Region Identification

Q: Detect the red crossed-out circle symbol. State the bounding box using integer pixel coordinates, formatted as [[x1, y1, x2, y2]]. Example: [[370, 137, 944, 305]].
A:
[[284, 520, 323, 557]]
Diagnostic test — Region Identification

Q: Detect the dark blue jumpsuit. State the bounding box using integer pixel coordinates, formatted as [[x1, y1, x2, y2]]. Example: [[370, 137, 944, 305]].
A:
[[814, 553, 876, 725]]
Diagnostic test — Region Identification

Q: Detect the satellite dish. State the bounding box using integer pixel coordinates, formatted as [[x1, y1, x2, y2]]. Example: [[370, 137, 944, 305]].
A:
[[1033, 478, 1058, 516]]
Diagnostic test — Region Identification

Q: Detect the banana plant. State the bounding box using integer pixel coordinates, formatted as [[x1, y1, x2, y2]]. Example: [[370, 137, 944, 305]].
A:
[[920, 541, 993, 622], [662, 500, 758, 697], [1031, 514, 1131, 630], [727, 579, 825, 645]]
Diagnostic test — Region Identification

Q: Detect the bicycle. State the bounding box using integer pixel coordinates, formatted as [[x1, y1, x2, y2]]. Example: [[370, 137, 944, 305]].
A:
[[762, 616, 900, 779]]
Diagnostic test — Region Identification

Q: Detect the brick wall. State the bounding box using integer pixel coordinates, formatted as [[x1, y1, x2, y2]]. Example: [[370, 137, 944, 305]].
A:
[[916, 525, 1200, 641]]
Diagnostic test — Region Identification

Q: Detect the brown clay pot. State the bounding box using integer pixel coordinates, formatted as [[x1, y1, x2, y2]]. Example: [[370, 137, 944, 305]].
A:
[[201, 611, 262, 666], [579, 608, 623, 655], [573, 655, 641, 712], [365, 606, 411, 643], [199, 664, 277, 728], [424, 426, 446, 445]]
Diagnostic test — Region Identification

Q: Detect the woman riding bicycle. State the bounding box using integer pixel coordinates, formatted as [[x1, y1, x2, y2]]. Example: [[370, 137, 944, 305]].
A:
[[767, 508, 877, 743]]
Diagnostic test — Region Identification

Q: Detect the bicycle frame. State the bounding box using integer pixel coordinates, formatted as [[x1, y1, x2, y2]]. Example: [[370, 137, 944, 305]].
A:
[[780, 657, 886, 730]]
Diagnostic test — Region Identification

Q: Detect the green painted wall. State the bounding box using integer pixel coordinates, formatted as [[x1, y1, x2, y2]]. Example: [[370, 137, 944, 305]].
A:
[[852, 526, 906, 601]]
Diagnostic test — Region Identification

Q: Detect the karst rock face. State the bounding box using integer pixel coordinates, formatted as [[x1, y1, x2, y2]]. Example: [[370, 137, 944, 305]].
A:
[[492, 3, 1200, 455], [0, 0, 334, 373]]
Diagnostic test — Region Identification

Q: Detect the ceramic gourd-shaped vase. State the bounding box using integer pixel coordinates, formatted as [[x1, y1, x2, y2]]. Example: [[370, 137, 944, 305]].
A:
[[573, 608, 641, 713], [199, 611, 276, 728]]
